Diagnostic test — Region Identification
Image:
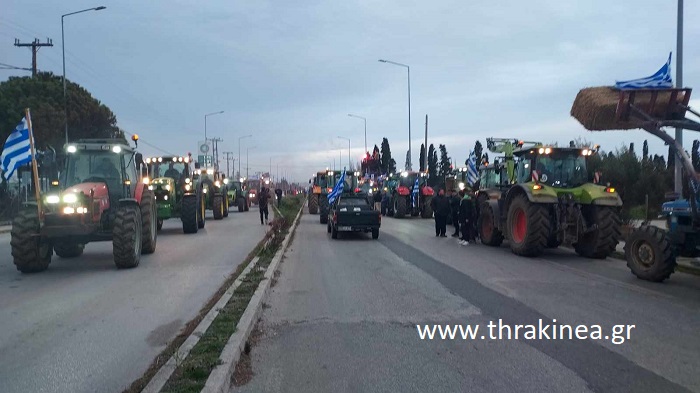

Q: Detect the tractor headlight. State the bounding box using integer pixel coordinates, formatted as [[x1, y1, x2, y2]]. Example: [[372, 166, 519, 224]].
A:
[[148, 185, 154, 190], [46, 195, 60, 204], [164, 195, 168, 201], [62, 193, 78, 204], [458, 182, 465, 190], [215, 180, 221, 188], [165, 184, 171, 191], [185, 184, 191, 191], [142, 177, 150, 185], [249, 193, 254, 198], [203, 187, 208, 194], [76, 207, 88, 214], [63, 207, 75, 214], [223, 178, 229, 185], [185, 178, 191, 184]]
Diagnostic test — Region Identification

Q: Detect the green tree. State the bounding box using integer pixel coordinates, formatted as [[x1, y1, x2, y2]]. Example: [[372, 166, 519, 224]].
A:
[[438, 144, 451, 180], [428, 144, 438, 187], [642, 140, 649, 162], [405, 150, 412, 171], [0, 72, 122, 150], [419, 144, 426, 172], [380, 138, 393, 174]]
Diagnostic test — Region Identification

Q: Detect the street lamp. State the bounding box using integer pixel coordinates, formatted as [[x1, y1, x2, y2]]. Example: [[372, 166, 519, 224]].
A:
[[204, 111, 224, 140], [246, 146, 257, 179], [337, 136, 350, 170], [378, 59, 411, 170], [348, 114, 367, 154], [238, 134, 252, 178], [62, 6, 106, 144]]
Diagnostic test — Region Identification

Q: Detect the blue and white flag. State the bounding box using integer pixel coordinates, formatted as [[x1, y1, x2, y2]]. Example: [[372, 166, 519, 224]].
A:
[[412, 177, 419, 208], [1, 117, 32, 181], [467, 150, 478, 186], [615, 53, 673, 89], [327, 169, 346, 204]]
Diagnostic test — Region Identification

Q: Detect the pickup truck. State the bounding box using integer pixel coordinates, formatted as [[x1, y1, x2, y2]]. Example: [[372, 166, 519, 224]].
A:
[[327, 194, 381, 239]]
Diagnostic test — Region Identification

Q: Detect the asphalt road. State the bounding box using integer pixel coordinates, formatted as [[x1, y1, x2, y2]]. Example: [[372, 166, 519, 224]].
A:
[[233, 211, 700, 393], [0, 207, 267, 393]]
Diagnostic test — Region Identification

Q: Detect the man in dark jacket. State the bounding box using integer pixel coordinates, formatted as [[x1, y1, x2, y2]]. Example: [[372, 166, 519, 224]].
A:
[[259, 187, 271, 225], [275, 188, 283, 207], [430, 189, 451, 237], [372, 187, 382, 211], [459, 189, 474, 245], [449, 189, 461, 237]]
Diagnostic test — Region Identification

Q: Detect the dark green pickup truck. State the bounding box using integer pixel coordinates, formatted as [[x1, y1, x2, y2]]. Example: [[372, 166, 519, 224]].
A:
[[327, 195, 381, 240]]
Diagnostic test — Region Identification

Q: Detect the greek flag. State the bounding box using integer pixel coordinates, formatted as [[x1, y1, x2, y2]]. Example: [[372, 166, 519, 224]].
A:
[[327, 169, 346, 204], [467, 150, 478, 186], [412, 177, 419, 208], [1, 117, 32, 181], [615, 53, 673, 89]]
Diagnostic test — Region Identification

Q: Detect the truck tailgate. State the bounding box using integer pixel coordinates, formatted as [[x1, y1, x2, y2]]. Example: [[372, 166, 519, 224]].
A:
[[337, 210, 379, 227]]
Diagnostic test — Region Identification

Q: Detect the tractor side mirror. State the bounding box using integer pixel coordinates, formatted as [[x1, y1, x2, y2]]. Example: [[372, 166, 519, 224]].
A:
[[135, 153, 144, 167]]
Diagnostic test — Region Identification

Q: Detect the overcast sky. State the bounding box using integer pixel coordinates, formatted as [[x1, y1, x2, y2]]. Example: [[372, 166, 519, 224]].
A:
[[2, 0, 699, 182]]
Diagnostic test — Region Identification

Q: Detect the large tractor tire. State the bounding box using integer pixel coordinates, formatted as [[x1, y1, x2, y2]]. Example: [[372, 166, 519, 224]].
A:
[[11, 209, 52, 273], [237, 197, 245, 212], [213, 195, 224, 220], [198, 194, 206, 228], [182, 195, 199, 234], [506, 194, 550, 257], [319, 198, 329, 224], [308, 194, 319, 214], [624, 225, 676, 282], [223, 193, 229, 218], [140, 189, 157, 255], [113, 205, 142, 269], [394, 196, 407, 218], [421, 196, 433, 218], [574, 206, 621, 259], [54, 242, 84, 258], [478, 202, 504, 247]]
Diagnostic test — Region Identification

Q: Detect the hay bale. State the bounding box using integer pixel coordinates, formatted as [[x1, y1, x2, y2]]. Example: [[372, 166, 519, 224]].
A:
[[571, 86, 688, 131]]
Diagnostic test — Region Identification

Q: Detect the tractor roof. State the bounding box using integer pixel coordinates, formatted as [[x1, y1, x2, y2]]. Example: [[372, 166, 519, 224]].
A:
[[66, 138, 133, 152], [145, 155, 192, 164], [513, 146, 597, 156]]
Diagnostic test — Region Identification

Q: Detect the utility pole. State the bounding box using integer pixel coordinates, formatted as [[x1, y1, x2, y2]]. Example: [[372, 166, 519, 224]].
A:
[[14, 38, 53, 77], [211, 137, 223, 170], [424, 114, 428, 173], [223, 151, 234, 177]]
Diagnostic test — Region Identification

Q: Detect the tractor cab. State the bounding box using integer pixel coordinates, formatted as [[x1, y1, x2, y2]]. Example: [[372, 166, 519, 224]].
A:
[[327, 170, 361, 194], [145, 156, 193, 201], [446, 167, 469, 192], [513, 146, 600, 189]]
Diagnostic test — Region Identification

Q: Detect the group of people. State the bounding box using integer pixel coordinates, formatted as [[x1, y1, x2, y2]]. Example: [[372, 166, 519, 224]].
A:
[[431, 188, 478, 245]]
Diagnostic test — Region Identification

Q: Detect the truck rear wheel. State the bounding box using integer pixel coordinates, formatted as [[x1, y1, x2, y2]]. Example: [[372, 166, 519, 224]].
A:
[[506, 194, 549, 257], [421, 196, 433, 218], [625, 225, 676, 282], [182, 195, 199, 234], [478, 202, 503, 247], [54, 242, 84, 258], [394, 196, 407, 218], [140, 189, 157, 255], [11, 209, 52, 273], [574, 206, 621, 259], [308, 194, 319, 214], [113, 205, 142, 269]]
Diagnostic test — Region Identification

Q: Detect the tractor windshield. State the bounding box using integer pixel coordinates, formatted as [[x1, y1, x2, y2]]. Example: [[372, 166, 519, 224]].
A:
[[535, 151, 587, 188], [150, 161, 188, 181], [399, 175, 420, 188], [61, 151, 123, 187], [314, 175, 327, 187]]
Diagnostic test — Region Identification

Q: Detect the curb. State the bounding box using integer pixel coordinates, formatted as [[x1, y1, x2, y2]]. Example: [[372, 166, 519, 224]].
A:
[[201, 203, 304, 393], [141, 257, 261, 393]]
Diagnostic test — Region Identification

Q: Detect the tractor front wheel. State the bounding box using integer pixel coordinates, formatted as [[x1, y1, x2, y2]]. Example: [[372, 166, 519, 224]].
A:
[[625, 225, 676, 282], [182, 195, 199, 234], [394, 196, 407, 218], [421, 196, 433, 219], [223, 193, 229, 217], [54, 242, 84, 258], [11, 209, 52, 273], [140, 189, 157, 255], [113, 205, 142, 269], [574, 206, 621, 259], [506, 194, 549, 257], [213, 195, 224, 220], [478, 202, 504, 247]]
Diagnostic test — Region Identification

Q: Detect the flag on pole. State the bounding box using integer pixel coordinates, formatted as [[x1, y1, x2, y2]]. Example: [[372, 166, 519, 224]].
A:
[[467, 150, 478, 186], [615, 53, 673, 89], [412, 176, 419, 208], [328, 169, 346, 204], [1, 117, 32, 181]]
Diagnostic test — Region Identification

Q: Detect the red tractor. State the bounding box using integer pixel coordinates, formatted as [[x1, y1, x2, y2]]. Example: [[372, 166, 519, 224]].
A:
[[10, 136, 157, 273]]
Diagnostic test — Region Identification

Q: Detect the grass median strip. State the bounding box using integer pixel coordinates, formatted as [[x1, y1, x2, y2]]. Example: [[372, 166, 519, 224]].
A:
[[159, 196, 303, 393]]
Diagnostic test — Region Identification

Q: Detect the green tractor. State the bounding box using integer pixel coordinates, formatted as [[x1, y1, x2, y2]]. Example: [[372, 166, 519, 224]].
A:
[[386, 171, 434, 219], [227, 179, 249, 212], [145, 155, 204, 233], [197, 168, 230, 220], [479, 143, 622, 258], [319, 170, 361, 224]]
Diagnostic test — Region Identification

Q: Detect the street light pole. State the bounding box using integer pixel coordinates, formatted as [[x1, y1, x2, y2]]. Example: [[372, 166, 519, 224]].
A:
[[348, 114, 367, 154], [379, 59, 411, 170], [62, 6, 106, 145], [246, 146, 257, 179], [337, 136, 350, 170], [674, 0, 684, 194], [238, 134, 252, 179]]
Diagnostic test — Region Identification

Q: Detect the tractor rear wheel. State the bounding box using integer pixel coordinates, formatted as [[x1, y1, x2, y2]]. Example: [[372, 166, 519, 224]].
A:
[[11, 209, 52, 273], [223, 193, 229, 217], [625, 225, 676, 282], [308, 194, 319, 214], [113, 205, 142, 269], [506, 194, 549, 257], [478, 202, 504, 247], [54, 242, 84, 258], [182, 195, 199, 234], [213, 195, 224, 220], [421, 196, 433, 218], [237, 197, 245, 212], [394, 196, 407, 218], [198, 194, 206, 228], [140, 189, 157, 255], [574, 206, 621, 259]]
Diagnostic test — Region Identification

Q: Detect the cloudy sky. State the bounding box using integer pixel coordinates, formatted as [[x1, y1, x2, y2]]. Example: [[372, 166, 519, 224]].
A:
[[2, 0, 699, 182]]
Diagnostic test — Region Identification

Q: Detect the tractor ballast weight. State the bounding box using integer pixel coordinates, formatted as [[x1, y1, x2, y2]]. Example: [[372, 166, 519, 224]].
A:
[[572, 86, 700, 282], [10, 136, 157, 273]]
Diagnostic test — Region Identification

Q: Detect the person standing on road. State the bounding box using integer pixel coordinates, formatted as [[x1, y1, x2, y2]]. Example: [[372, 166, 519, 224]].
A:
[[275, 187, 283, 207], [430, 189, 450, 237], [449, 189, 461, 238], [373, 187, 382, 211], [259, 186, 271, 225], [459, 189, 474, 245]]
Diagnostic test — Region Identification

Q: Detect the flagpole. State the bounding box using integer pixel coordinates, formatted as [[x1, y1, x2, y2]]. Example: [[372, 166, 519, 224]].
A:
[[25, 108, 43, 221]]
